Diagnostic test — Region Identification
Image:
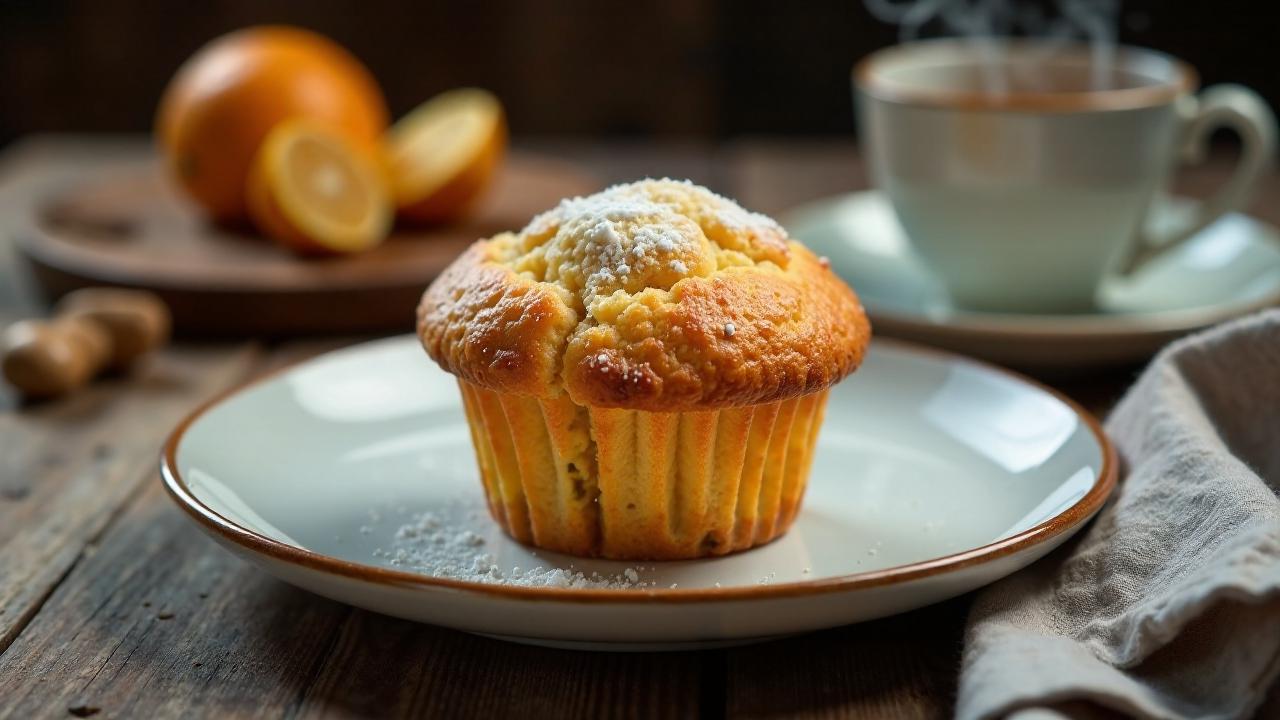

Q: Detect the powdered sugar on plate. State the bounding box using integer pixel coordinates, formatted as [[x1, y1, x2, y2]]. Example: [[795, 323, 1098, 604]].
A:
[[372, 510, 655, 589]]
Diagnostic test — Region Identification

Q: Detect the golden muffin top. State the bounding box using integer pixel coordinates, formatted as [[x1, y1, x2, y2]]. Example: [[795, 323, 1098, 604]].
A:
[[417, 179, 870, 411]]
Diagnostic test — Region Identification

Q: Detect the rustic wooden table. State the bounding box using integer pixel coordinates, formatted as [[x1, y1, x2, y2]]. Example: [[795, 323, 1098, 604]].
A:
[[1, 137, 1276, 719]]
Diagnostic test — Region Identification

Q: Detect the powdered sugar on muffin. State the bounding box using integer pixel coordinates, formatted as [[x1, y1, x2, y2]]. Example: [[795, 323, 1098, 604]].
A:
[[507, 179, 789, 310]]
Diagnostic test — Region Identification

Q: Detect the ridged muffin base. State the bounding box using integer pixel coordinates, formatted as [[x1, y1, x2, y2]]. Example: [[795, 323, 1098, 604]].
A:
[[456, 381, 829, 560]]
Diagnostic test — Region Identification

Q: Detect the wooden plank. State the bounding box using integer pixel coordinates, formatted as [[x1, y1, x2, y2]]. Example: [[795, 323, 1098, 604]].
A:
[[0, 344, 261, 654], [0, 479, 352, 720], [296, 612, 707, 719], [0, 340, 354, 719], [723, 600, 966, 719]]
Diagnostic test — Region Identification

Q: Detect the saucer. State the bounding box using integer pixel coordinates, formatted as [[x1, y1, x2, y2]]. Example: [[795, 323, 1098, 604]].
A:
[[162, 335, 1115, 651], [782, 192, 1280, 369]]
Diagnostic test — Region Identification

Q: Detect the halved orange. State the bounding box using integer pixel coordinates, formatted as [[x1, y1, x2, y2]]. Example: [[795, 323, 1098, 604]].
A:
[[385, 88, 506, 224], [247, 119, 392, 255], [157, 26, 389, 222]]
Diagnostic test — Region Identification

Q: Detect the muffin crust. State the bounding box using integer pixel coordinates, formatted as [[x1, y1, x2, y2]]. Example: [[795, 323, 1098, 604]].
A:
[[418, 179, 870, 412]]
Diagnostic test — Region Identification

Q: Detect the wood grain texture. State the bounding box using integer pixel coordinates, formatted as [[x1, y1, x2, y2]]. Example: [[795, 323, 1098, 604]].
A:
[[723, 602, 966, 719], [0, 339, 354, 720], [297, 612, 707, 719], [0, 479, 353, 720], [0, 345, 259, 653]]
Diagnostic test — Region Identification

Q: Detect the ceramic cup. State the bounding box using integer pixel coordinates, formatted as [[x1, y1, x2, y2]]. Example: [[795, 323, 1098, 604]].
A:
[[855, 39, 1277, 313]]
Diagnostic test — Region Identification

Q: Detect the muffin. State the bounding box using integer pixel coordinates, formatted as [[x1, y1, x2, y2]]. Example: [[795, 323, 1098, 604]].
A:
[[417, 179, 870, 560]]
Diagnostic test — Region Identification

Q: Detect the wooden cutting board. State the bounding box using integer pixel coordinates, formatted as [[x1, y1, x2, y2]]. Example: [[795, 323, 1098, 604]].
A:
[[14, 152, 598, 336]]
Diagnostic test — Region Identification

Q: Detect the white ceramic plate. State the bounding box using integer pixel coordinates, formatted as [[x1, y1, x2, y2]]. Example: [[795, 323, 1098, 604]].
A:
[[783, 191, 1280, 370], [162, 336, 1116, 651]]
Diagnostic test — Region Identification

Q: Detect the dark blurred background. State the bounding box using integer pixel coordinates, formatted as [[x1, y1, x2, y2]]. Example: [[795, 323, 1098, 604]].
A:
[[0, 0, 1274, 147]]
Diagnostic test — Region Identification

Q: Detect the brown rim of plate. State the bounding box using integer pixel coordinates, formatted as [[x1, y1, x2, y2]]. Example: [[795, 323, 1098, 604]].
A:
[[159, 336, 1119, 605], [853, 39, 1199, 113]]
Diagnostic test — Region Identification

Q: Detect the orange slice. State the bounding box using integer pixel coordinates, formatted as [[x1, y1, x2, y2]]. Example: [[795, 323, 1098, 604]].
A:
[[247, 119, 392, 255], [385, 88, 506, 224]]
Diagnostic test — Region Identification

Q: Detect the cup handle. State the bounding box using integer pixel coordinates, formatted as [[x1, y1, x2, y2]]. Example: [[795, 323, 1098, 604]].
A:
[[1117, 84, 1278, 276]]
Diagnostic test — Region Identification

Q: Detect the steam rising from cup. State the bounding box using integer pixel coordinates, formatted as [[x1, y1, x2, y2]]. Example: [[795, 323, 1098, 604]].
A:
[[864, 0, 1122, 93]]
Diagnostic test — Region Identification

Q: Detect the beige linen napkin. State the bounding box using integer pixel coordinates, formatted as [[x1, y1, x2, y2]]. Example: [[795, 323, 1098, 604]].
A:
[[958, 309, 1280, 720]]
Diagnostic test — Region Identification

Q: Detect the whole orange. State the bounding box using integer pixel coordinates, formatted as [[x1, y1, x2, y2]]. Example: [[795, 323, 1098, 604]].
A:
[[156, 26, 388, 221]]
